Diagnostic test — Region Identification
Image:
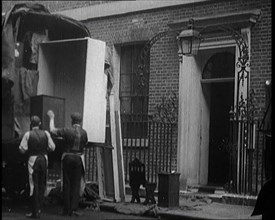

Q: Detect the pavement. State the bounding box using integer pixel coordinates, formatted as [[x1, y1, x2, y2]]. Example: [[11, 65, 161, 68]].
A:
[[2, 185, 262, 220], [2, 199, 156, 220], [97, 186, 262, 220]]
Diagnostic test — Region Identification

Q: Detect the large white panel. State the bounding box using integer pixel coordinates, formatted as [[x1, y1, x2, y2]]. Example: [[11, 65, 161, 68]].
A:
[[83, 38, 107, 143]]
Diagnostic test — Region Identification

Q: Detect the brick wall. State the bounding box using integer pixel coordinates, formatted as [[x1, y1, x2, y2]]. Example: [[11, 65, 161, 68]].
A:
[[2, 0, 271, 118], [81, 0, 271, 118], [249, 0, 272, 116]]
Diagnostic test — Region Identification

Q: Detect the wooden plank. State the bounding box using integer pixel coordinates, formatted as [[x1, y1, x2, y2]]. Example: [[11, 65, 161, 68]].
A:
[[96, 147, 105, 199], [109, 94, 125, 202], [115, 110, 125, 201], [109, 94, 119, 202], [102, 109, 115, 200]]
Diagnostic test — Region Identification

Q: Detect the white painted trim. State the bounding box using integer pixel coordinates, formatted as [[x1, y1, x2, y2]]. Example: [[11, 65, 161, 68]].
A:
[[201, 77, 235, 83], [53, 0, 208, 21], [112, 45, 121, 110], [199, 39, 236, 50]]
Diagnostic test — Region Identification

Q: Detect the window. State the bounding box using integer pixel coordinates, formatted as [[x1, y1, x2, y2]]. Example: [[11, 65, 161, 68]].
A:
[[120, 43, 150, 139], [120, 44, 149, 115], [201, 52, 235, 83]]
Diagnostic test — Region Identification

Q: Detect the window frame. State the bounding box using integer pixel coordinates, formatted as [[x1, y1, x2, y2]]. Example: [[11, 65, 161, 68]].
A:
[[119, 43, 150, 115]]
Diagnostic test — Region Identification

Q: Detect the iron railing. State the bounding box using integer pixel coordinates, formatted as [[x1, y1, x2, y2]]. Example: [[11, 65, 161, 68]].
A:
[[64, 114, 177, 186], [48, 117, 266, 196], [121, 114, 178, 184], [83, 145, 98, 182], [228, 119, 267, 195]]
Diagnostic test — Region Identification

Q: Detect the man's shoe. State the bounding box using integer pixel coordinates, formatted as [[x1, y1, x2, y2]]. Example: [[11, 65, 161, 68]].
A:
[[25, 212, 40, 218]]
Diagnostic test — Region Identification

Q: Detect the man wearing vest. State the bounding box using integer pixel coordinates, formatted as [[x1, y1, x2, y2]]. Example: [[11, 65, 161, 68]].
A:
[[47, 110, 88, 216], [19, 115, 56, 218]]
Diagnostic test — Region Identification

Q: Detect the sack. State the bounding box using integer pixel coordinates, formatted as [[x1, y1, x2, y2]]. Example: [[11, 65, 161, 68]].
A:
[[83, 182, 99, 201]]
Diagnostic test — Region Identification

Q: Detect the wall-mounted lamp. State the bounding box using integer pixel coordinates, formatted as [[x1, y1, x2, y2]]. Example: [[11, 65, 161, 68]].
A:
[[177, 19, 201, 61]]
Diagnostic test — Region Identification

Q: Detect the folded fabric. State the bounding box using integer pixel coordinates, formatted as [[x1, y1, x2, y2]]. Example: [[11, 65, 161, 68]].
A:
[[19, 67, 39, 100], [29, 30, 49, 64]]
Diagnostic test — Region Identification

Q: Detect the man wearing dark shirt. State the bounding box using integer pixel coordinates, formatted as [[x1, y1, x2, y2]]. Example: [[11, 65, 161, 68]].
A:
[[19, 115, 55, 218], [47, 110, 88, 216]]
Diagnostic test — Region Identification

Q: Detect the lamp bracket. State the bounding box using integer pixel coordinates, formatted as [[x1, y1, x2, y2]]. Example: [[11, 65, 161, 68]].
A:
[[137, 30, 179, 68]]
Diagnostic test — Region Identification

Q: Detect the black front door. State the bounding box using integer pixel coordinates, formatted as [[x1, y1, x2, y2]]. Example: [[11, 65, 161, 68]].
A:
[[208, 82, 234, 186]]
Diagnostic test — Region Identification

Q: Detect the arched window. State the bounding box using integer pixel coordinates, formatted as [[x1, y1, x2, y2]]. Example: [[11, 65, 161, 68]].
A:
[[202, 52, 235, 80]]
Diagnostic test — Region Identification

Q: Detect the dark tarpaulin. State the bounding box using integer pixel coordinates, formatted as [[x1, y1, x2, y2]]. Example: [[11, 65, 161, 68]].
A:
[[2, 3, 114, 90], [2, 14, 15, 88], [2, 3, 114, 141], [2, 3, 91, 87]]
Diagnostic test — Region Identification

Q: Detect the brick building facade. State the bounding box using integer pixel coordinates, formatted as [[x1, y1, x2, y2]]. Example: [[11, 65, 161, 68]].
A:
[[2, 0, 271, 192]]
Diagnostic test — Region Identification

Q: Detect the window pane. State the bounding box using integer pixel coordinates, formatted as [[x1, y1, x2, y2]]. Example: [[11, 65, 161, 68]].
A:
[[202, 52, 235, 79], [120, 43, 149, 115], [120, 46, 132, 75], [132, 45, 143, 71], [120, 96, 131, 114], [132, 96, 148, 114], [120, 74, 131, 94]]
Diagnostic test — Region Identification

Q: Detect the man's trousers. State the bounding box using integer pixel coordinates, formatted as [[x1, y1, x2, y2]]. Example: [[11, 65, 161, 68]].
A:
[[31, 155, 47, 214], [62, 154, 83, 214]]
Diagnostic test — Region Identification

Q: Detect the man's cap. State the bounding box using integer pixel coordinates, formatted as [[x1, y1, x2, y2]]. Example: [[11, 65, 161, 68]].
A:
[[30, 115, 41, 127], [71, 112, 82, 123]]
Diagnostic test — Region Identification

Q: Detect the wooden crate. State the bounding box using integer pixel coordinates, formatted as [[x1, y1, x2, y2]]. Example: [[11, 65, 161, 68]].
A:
[[30, 95, 65, 131], [158, 173, 180, 207]]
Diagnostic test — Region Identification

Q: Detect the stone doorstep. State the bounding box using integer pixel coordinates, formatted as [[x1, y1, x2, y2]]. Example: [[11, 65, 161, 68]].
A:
[[183, 185, 257, 206], [125, 185, 257, 206], [180, 192, 257, 206]]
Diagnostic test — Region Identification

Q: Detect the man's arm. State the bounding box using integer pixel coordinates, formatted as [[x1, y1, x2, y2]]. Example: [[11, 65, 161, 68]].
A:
[[19, 132, 29, 154], [47, 110, 57, 133], [47, 110, 65, 138], [45, 130, 56, 152]]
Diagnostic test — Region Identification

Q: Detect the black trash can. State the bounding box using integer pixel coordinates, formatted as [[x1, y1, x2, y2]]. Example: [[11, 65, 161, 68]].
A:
[[158, 172, 180, 207]]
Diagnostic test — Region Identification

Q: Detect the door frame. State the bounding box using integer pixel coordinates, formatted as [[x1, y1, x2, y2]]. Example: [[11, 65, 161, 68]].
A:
[[199, 43, 237, 186]]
